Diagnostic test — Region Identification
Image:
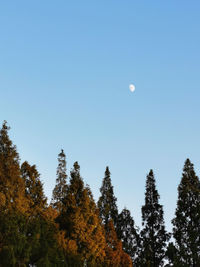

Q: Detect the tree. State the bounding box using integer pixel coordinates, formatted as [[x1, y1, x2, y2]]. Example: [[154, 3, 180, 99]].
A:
[[21, 161, 47, 214], [0, 121, 28, 212], [57, 162, 106, 266], [172, 159, 200, 266], [21, 161, 65, 266], [104, 220, 132, 267], [0, 121, 30, 266], [51, 149, 68, 212], [98, 167, 118, 231], [140, 170, 169, 267], [117, 208, 139, 263]]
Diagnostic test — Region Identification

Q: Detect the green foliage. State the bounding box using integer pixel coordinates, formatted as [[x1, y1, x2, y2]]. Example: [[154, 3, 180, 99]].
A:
[[172, 159, 200, 266], [140, 170, 169, 267], [0, 210, 30, 267], [98, 166, 118, 231], [51, 149, 68, 212]]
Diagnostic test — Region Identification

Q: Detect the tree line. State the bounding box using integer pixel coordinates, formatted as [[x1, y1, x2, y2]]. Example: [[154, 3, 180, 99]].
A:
[[0, 121, 199, 266]]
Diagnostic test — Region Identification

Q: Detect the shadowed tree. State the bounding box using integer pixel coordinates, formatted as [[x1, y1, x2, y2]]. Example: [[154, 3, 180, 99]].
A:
[[172, 159, 200, 266], [98, 167, 118, 231], [51, 149, 68, 212], [140, 170, 169, 267], [117, 207, 140, 263]]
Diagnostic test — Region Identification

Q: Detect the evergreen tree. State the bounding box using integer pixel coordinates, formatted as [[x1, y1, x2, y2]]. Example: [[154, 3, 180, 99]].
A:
[[140, 170, 169, 267], [21, 161, 65, 266], [0, 121, 28, 212], [98, 166, 118, 231], [117, 207, 139, 263], [21, 161, 47, 213], [51, 149, 68, 212], [58, 162, 106, 266], [104, 220, 133, 267], [172, 159, 200, 266]]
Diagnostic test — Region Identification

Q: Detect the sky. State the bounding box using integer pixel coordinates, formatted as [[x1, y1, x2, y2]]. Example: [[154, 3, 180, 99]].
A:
[[1, 1, 200, 231]]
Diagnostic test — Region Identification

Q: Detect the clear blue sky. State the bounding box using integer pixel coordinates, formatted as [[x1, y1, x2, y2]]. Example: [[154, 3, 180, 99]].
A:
[[1, 1, 200, 231]]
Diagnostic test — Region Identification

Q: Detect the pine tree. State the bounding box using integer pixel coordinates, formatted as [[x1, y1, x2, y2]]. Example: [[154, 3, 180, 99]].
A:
[[57, 162, 106, 266], [117, 207, 139, 263], [140, 170, 169, 267], [51, 149, 68, 212], [172, 159, 200, 266], [98, 167, 118, 231]]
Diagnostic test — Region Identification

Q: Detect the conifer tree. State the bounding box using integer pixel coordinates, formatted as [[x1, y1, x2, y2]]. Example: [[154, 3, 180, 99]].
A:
[[0, 122, 30, 265], [140, 170, 169, 267], [0, 121, 28, 212], [58, 162, 106, 266], [172, 159, 200, 266], [117, 207, 139, 263], [51, 149, 68, 212], [104, 220, 133, 267], [98, 167, 118, 231], [21, 161, 47, 213], [21, 161, 64, 266]]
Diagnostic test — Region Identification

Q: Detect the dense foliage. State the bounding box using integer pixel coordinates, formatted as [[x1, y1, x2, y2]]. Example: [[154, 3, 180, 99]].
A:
[[0, 121, 200, 266]]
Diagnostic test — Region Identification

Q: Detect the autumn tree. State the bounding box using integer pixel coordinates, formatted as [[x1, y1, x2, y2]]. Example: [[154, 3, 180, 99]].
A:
[[21, 161, 65, 266], [140, 170, 169, 267], [0, 122, 30, 266], [98, 167, 118, 231], [172, 159, 200, 266], [51, 149, 68, 212], [57, 162, 106, 266], [117, 207, 139, 263], [0, 121, 28, 212], [104, 220, 132, 267]]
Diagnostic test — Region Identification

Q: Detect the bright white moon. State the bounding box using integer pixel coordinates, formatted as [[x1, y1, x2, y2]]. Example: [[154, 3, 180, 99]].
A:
[[129, 84, 135, 92]]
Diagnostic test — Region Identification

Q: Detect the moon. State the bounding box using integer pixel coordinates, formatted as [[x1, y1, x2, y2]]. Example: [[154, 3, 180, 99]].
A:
[[129, 84, 135, 92]]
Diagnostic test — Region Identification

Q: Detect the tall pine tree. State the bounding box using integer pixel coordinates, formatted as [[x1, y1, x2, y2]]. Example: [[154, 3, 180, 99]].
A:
[[140, 170, 169, 267], [51, 149, 68, 212], [172, 159, 200, 266], [98, 167, 118, 231]]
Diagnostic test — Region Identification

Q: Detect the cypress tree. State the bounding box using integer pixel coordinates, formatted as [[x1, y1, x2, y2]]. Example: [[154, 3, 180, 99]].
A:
[[51, 149, 68, 212], [117, 207, 139, 263], [98, 167, 118, 231], [140, 170, 169, 267], [172, 159, 200, 266]]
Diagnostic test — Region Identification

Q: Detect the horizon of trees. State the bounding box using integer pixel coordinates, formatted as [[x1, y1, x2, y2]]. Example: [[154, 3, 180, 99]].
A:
[[0, 121, 200, 266]]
